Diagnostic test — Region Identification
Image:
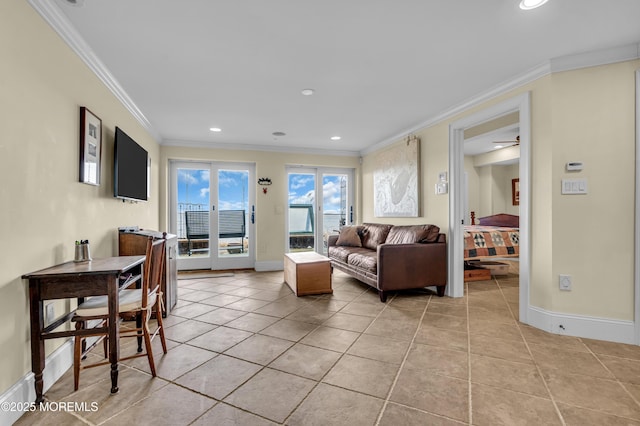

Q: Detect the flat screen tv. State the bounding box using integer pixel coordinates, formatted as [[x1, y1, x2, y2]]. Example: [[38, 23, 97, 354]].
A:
[[114, 127, 149, 201]]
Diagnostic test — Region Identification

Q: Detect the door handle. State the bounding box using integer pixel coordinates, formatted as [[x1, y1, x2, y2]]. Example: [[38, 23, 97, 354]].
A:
[[251, 205, 255, 224]]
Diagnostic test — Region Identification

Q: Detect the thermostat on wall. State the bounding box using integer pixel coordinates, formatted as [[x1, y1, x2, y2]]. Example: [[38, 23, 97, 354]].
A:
[[566, 161, 584, 171]]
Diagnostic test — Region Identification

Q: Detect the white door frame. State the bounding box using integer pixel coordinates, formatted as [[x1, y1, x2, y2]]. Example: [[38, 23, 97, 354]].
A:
[[635, 69, 640, 344], [169, 160, 256, 271], [448, 92, 531, 324]]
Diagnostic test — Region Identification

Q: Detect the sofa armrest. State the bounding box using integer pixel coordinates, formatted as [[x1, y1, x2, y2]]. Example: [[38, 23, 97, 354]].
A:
[[377, 241, 447, 291], [327, 234, 339, 248]]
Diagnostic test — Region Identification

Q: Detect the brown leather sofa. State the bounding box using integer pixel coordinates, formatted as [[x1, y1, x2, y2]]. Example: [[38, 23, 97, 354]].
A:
[[327, 223, 447, 302]]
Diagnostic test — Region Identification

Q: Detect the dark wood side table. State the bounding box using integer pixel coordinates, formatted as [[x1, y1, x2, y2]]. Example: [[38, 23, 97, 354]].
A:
[[22, 256, 145, 403]]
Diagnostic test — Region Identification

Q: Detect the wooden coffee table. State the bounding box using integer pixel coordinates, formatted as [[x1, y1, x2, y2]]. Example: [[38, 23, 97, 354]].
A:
[[284, 252, 332, 296]]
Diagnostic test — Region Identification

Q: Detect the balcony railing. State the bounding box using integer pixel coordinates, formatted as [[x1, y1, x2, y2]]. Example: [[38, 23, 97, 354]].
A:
[[176, 203, 208, 238]]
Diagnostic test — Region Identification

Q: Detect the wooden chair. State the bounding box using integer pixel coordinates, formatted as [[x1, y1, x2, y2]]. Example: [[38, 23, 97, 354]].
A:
[[72, 236, 168, 391]]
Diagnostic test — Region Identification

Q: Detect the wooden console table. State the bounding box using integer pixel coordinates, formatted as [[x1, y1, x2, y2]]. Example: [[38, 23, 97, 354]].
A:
[[22, 256, 145, 403]]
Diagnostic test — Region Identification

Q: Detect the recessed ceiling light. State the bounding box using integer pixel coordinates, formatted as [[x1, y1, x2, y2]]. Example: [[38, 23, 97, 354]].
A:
[[494, 145, 504, 149], [519, 0, 549, 10], [209, 127, 222, 132], [330, 136, 341, 141], [272, 131, 286, 137], [301, 89, 315, 96]]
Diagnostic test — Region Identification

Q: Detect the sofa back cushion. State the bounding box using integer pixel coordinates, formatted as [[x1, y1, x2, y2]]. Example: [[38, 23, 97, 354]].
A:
[[335, 225, 363, 247], [385, 224, 441, 244], [360, 223, 393, 250]]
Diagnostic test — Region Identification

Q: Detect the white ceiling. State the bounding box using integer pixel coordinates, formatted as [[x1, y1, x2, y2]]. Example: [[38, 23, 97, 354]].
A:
[[464, 125, 520, 157], [48, 0, 640, 155]]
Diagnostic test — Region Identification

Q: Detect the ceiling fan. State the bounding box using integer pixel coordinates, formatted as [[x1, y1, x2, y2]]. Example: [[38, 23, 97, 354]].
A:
[[493, 135, 520, 146]]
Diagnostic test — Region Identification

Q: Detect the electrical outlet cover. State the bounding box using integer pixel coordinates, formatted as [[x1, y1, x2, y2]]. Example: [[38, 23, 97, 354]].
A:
[[559, 274, 572, 291]]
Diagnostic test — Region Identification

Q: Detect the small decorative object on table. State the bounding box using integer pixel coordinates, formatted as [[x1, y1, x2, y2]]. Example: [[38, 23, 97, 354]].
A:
[[74, 240, 92, 262]]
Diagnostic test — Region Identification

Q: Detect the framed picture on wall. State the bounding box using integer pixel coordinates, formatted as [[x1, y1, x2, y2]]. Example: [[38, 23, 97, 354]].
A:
[[79, 106, 102, 186], [512, 178, 520, 206], [373, 135, 420, 217]]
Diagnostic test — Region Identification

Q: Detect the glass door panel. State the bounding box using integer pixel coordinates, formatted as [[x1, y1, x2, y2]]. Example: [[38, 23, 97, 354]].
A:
[[288, 171, 316, 252], [320, 172, 350, 254], [214, 168, 254, 269], [286, 168, 354, 254], [174, 163, 211, 270], [171, 161, 255, 270]]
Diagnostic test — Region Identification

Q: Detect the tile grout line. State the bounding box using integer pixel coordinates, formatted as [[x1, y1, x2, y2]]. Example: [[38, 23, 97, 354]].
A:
[[494, 274, 567, 426], [581, 342, 640, 412], [159, 277, 296, 424], [374, 293, 433, 426], [264, 289, 395, 425], [179, 274, 310, 425], [281, 289, 395, 425]]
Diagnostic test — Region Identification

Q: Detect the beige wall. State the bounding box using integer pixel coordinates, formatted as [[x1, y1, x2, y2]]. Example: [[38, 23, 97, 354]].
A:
[[464, 160, 519, 219], [0, 1, 159, 394], [159, 146, 360, 263], [362, 59, 640, 322], [549, 61, 638, 317]]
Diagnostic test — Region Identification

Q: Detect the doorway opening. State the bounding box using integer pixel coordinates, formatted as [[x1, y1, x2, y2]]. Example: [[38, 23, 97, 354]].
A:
[[449, 92, 531, 324]]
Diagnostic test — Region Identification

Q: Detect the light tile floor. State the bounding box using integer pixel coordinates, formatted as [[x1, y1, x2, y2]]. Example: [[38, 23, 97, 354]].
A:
[[16, 269, 640, 425]]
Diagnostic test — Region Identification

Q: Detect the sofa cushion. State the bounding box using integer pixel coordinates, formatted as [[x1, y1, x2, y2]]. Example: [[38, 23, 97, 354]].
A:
[[360, 223, 393, 250], [335, 225, 363, 247], [347, 251, 378, 274], [328, 245, 369, 263], [385, 224, 441, 244]]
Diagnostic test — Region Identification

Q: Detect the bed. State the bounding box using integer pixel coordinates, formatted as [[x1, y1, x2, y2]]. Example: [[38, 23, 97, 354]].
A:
[[464, 213, 519, 260]]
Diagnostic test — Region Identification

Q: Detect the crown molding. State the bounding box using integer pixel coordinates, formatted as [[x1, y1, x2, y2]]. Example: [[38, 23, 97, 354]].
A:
[[28, 0, 159, 141], [361, 41, 640, 156], [550, 42, 640, 73], [360, 61, 551, 156], [161, 138, 360, 157]]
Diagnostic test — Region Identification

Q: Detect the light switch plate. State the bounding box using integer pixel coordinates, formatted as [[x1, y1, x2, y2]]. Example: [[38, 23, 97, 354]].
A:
[[561, 178, 588, 195], [435, 182, 448, 195]]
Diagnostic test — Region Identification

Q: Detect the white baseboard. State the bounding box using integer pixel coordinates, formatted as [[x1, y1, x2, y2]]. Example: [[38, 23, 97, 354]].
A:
[[527, 305, 635, 344], [0, 339, 73, 425], [254, 261, 284, 272]]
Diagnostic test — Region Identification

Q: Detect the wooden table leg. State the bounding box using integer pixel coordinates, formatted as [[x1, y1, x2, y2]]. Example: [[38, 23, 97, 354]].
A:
[[108, 276, 120, 394], [29, 283, 45, 404]]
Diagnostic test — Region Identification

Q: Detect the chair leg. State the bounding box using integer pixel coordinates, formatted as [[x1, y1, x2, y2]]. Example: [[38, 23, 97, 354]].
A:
[[102, 326, 108, 358], [155, 300, 168, 354], [73, 321, 83, 391], [142, 320, 156, 377], [136, 312, 143, 353]]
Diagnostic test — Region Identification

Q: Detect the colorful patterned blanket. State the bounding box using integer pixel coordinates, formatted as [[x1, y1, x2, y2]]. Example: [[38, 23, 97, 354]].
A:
[[464, 226, 519, 259]]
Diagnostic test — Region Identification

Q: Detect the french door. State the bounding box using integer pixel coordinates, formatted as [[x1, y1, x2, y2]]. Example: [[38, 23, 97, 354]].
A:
[[170, 161, 255, 270], [286, 167, 355, 254]]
